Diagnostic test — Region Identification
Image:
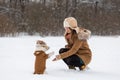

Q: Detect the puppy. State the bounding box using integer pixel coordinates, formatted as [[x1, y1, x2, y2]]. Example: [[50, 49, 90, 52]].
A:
[[33, 40, 54, 74]]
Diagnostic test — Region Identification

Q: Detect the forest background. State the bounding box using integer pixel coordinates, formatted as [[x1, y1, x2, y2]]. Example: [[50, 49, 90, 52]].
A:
[[0, 0, 120, 37]]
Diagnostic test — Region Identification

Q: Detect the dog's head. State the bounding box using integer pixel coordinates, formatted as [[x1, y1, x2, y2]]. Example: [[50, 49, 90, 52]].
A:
[[35, 40, 49, 52]]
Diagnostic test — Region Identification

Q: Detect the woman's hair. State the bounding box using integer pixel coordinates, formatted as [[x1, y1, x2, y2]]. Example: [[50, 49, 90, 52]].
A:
[[65, 27, 78, 45], [71, 29, 78, 43]]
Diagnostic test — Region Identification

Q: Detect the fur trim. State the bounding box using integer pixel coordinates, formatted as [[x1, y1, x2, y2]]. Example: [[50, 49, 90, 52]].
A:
[[77, 27, 91, 40], [74, 27, 79, 33], [63, 20, 71, 28]]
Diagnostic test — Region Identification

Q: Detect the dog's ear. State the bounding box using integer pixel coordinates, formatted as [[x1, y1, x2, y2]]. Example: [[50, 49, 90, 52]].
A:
[[36, 40, 46, 45], [40, 41, 46, 45], [36, 40, 41, 44]]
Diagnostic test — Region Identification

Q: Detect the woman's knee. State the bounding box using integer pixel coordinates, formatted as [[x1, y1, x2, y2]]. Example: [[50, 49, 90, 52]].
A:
[[59, 48, 69, 54]]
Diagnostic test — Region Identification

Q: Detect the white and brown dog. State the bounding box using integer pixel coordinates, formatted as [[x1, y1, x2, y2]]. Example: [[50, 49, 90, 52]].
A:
[[33, 40, 54, 74]]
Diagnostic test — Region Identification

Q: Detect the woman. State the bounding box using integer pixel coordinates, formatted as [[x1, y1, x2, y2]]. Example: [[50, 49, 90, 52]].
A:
[[53, 17, 92, 70]]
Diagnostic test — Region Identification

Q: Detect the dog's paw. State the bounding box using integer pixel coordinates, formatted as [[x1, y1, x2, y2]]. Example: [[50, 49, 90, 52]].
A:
[[48, 51, 54, 57]]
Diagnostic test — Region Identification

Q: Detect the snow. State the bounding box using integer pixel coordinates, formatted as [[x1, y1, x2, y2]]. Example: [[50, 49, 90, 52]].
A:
[[0, 36, 120, 80]]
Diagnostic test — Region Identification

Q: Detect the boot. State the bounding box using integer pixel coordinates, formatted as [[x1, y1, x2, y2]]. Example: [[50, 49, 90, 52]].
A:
[[68, 65, 76, 70], [79, 65, 86, 70]]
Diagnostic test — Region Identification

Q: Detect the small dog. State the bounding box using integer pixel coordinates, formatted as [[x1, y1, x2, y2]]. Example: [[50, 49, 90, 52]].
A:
[[33, 40, 54, 74]]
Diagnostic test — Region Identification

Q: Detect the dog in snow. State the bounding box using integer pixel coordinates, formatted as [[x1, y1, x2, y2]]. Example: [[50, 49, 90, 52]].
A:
[[33, 40, 54, 74]]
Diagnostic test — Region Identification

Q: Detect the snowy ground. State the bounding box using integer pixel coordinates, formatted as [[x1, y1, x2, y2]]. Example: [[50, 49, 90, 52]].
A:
[[0, 36, 120, 80]]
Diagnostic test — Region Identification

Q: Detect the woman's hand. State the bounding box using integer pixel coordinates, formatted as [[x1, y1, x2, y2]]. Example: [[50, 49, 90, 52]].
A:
[[52, 55, 61, 61]]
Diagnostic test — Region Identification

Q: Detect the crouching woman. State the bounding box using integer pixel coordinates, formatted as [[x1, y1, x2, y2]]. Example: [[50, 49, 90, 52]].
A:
[[53, 17, 92, 70]]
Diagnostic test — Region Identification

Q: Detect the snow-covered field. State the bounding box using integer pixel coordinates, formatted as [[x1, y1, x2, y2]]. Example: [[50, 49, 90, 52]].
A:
[[0, 36, 120, 80]]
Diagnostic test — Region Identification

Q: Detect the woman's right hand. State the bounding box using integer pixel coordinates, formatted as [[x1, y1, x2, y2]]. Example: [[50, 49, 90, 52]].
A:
[[52, 55, 61, 61]]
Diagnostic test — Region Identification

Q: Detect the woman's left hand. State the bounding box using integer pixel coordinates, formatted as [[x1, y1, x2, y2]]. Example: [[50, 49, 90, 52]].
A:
[[52, 55, 61, 61]]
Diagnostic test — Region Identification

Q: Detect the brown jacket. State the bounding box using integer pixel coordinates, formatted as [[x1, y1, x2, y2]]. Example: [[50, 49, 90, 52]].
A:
[[60, 29, 92, 66]]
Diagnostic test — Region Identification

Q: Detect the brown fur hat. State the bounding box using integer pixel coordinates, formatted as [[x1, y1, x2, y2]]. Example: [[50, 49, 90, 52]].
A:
[[63, 17, 78, 29], [63, 17, 91, 40]]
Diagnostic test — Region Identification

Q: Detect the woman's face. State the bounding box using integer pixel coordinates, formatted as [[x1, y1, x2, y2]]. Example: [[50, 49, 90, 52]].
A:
[[65, 27, 71, 33]]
